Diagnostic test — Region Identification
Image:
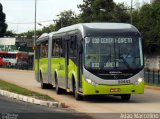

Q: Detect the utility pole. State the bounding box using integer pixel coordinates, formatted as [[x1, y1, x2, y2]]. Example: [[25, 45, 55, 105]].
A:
[[131, 0, 133, 24], [34, 0, 37, 47], [33, 0, 37, 70]]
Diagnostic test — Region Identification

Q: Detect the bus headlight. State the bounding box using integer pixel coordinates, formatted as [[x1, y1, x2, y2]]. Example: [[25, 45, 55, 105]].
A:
[[134, 78, 143, 85], [86, 78, 97, 86]]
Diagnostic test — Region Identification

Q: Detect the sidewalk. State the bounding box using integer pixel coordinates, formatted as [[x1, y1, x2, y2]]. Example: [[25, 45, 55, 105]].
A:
[[145, 85, 160, 91]]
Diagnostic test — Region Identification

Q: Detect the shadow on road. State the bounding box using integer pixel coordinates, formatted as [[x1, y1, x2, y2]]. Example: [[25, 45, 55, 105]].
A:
[[40, 87, 160, 104]]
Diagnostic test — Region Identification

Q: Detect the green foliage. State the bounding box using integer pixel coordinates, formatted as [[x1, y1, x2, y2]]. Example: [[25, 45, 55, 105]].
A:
[[55, 10, 78, 30], [133, 2, 160, 54], [0, 79, 53, 101], [78, 0, 130, 23], [20, 24, 56, 38], [5, 30, 16, 37], [0, 3, 7, 37], [78, 0, 93, 22]]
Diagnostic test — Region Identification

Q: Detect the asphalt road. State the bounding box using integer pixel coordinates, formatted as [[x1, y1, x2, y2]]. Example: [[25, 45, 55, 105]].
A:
[[0, 95, 93, 119], [0, 94, 60, 113], [0, 69, 160, 116]]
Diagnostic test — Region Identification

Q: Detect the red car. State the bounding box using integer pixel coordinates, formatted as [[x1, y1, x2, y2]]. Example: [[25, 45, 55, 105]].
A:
[[0, 58, 8, 67]]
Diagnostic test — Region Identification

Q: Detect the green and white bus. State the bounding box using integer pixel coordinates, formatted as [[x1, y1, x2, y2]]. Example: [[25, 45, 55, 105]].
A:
[[35, 23, 144, 100]]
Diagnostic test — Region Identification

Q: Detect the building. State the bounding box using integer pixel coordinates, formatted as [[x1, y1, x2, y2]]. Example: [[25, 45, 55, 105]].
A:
[[0, 37, 34, 69]]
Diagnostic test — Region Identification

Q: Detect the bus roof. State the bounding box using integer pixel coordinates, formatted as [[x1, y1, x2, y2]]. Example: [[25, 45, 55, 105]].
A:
[[36, 33, 49, 43], [58, 23, 133, 31], [36, 23, 140, 42], [54, 23, 140, 37], [38, 33, 49, 39]]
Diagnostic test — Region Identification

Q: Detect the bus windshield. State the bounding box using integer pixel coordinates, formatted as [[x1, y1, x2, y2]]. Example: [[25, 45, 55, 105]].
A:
[[84, 36, 143, 70]]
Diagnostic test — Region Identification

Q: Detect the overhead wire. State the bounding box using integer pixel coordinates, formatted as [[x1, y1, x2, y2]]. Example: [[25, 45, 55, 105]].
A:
[[6, 20, 54, 24]]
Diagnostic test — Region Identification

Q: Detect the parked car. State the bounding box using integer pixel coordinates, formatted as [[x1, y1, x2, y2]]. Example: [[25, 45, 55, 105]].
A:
[[16, 58, 29, 69]]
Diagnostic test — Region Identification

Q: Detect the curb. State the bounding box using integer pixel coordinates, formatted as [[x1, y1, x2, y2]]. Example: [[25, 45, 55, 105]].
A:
[[0, 68, 34, 72], [0, 89, 66, 108], [145, 85, 160, 91]]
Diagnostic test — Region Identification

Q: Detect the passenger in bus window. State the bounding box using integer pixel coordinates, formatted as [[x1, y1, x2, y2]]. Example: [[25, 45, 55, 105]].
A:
[[54, 43, 59, 56], [44, 45, 48, 57], [59, 46, 63, 57]]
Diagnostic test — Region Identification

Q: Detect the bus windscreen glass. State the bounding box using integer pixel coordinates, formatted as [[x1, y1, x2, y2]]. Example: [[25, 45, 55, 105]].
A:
[[84, 36, 143, 70]]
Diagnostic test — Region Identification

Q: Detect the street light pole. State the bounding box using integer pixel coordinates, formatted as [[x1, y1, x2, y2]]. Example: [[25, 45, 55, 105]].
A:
[[34, 0, 37, 46], [131, 0, 133, 24], [33, 0, 37, 70]]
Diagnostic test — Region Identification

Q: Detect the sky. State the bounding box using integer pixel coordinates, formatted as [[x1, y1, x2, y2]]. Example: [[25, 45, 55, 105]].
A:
[[0, 0, 151, 34]]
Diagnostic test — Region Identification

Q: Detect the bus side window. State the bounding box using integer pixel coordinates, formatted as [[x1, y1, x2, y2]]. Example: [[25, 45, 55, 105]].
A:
[[53, 38, 64, 57], [59, 40, 64, 57], [53, 40, 59, 57], [69, 39, 74, 57], [40, 40, 48, 58], [69, 36, 77, 58], [40, 44, 44, 58], [45, 43, 48, 57], [52, 39, 55, 57]]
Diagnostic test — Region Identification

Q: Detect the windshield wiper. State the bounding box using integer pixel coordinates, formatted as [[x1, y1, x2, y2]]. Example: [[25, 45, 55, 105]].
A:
[[119, 56, 132, 70]]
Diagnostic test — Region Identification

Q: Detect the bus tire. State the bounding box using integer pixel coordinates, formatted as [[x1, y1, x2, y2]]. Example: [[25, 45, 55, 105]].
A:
[[47, 84, 53, 89], [40, 72, 47, 89], [41, 82, 48, 89], [121, 94, 131, 101], [55, 77, 63, 94], [73, 81, 83, 100]]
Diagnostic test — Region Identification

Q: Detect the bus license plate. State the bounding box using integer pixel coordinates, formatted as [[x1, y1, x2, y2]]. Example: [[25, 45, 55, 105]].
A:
[[110, 88, 121, 92], [118, 79, 130, 84]]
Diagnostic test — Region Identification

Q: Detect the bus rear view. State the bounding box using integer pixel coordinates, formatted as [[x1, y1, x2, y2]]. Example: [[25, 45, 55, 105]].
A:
[[82, 23, 144, 100]]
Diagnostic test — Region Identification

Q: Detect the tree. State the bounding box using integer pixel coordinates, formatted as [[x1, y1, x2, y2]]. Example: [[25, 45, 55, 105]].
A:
[[0, 3, 7, 37], [78, 0, 93, 22], [78, 0, 130, 23], [55, 10, 78, 30], [20, 24, 56, 39], [41, 24, 56, 33], [113, 3, 130, 23], [5, 30, 16, 37], [132, 2, 160, 54]]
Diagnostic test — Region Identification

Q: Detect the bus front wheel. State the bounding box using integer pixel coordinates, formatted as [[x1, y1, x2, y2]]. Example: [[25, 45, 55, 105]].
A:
[[73, 83, 83, 100], [121, 94, 131, 101]]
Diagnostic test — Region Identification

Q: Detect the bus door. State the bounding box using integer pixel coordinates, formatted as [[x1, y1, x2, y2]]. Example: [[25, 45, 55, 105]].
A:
[[68, 35, 82, 92], [65, 39, 69, 90], [35, 45, 40, 82], [77, 39, 83, 92]]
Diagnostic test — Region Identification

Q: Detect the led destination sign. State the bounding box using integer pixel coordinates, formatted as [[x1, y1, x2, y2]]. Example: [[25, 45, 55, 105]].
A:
[[88, 37, 133, 44]]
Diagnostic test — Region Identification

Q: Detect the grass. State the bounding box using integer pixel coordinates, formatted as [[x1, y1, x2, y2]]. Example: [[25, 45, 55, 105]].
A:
[[0, 79, 54, 101], [145, 82, 160, 87]]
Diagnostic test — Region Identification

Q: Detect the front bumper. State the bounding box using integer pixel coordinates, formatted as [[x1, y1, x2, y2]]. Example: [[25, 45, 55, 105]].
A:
[[82, 79, 144, 95]]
